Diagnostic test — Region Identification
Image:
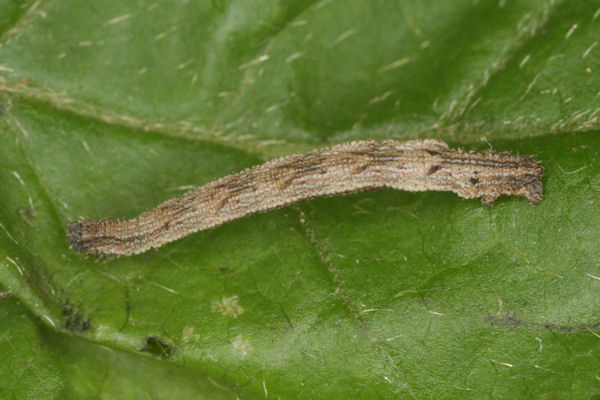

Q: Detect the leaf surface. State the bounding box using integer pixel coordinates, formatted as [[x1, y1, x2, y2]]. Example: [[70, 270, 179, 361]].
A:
[[1, 1, 600, 398]]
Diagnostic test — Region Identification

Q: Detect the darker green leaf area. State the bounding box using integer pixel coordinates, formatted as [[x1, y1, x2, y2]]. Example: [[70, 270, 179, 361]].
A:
[[0, 297, 241, 399], [1, 1, 600, 399]]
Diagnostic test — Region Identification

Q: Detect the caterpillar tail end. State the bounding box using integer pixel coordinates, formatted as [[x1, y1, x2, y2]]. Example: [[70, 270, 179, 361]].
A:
[[68, 221, 87, 253], [68, 219, 107, 257], [68, 219, 130, 259]]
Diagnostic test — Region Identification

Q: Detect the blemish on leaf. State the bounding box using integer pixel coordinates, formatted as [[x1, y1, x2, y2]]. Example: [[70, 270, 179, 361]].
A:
[[141, 336, 175, 359], [62, 299, 90, 333], [232, 334, 252, 358], [95, 324, 110, 338], [182, 326, 199, 344], [212, 295, 244, 318]]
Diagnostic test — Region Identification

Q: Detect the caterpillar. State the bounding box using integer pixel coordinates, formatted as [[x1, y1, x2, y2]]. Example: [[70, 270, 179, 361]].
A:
[[69, 139, 543, 257]]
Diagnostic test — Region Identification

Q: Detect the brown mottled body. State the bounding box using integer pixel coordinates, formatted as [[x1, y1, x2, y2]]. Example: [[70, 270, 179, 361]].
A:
[[69, 139, 543, 257]]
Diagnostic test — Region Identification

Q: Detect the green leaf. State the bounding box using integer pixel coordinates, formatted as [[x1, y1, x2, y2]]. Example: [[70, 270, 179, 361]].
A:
[[0, 297, 238, 399], [0, 296, 62, 399], [1, 0, 600, 398]]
